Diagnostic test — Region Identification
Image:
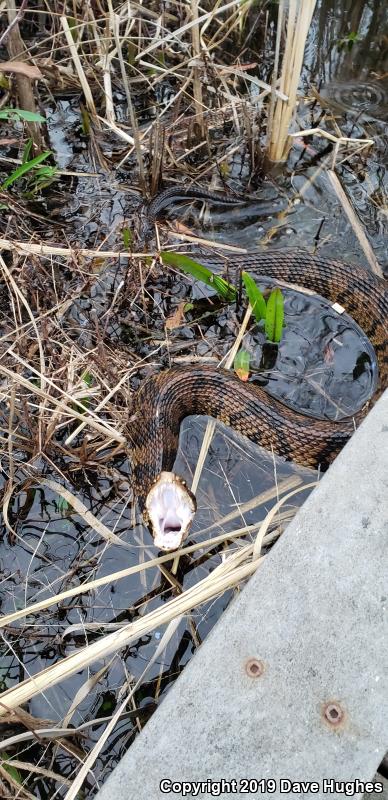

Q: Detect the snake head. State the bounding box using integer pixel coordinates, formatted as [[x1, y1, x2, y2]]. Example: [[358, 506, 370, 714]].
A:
[[145, 471, 197, 551]]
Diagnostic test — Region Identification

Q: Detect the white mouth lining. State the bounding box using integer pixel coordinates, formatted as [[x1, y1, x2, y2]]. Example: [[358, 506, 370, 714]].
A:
[[146, 472, 196, 550]]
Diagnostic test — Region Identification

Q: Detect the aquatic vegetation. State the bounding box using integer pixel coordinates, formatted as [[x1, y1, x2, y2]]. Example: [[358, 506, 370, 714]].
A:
[[161, 252, 284, 345], [0, 107, 45, 123], [0, 148, 54, 191], [241, 270, 267, 323], [233, 347, 250, 380], [160, 251, 237, 301], [336, 31, 363, 51], [265, 287, 284, 344]]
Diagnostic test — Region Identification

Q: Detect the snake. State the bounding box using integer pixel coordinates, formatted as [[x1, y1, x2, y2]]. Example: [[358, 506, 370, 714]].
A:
[[138, 185, 246, 241], [129, 188, 388, 551]]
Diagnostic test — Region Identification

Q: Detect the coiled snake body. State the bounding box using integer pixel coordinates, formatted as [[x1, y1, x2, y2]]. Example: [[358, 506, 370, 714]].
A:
[[130, 191, 388, 549]]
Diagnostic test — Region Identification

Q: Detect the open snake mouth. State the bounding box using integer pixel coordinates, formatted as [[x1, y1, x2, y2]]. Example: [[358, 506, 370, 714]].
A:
[[145, 472, 197, 551]]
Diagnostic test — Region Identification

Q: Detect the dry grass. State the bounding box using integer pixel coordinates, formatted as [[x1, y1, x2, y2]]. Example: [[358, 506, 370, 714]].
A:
[[0, 216, 317, 794], [0, 204, 316, 796], [266, 0, 317, 161], [0, 477, 318, 719]]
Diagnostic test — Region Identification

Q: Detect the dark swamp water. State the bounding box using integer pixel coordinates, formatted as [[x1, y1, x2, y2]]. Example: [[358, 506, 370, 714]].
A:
[[0, 0, 387, 795]]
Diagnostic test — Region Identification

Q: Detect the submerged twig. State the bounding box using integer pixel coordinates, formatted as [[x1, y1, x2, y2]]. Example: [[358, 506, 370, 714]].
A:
[[327, 170, 383, 278]]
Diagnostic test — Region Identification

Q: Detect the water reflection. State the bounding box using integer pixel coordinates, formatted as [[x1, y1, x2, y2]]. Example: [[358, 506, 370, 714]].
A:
[[310, 0, 388, 91]]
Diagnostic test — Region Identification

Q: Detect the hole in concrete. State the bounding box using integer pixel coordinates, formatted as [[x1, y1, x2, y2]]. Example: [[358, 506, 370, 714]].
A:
[[245, 658, 265, 678], [323, 701, 345, 726]]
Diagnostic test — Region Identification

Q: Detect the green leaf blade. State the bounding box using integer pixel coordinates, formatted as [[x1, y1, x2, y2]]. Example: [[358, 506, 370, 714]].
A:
[[242, 271, 266, 322], [161, 251, 236, 301], [0, 752, 22, 784], [265, 287, 284, 343], [0, 107, 46, 123], [234, 348, 250, 381], [1, 150, 52, 190]]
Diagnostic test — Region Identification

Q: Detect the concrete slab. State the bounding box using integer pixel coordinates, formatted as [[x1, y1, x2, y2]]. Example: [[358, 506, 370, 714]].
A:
[[96, 391, 388, 800]]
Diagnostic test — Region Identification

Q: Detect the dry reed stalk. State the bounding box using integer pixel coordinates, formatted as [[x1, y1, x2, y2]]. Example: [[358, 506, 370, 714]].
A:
[[90, 7, 115, 123], [267, 0, 317, 162], [62, 662, 114, 729], [1, 758, 72, 787], [214, 65, 288, 101], [135, 0, 241, 61], [0, 0, 27, 47], [65, 370, 131, 445], [0, 254, 47, 448], [109, 0, 146, 190], [0, 256, 46, 388], [38, 479, 133, 550], [0, 236, 147, 259], [116, 68, 193, 169], [0, 471, 314, 718], [0, 764, 35, 800], [0, 361, 125, 442], [64, 619, 182, 800], [149, 121, 165, 196], [159, 232, 247, 252], [266, 0, 283, 143], [0, 721, 123, 750], [0, 553, 264, 716], [0, 521, 272, 629], [289, 127, 373, 148], [61, 15, 97, 118], [191, 304, 253, 497], [197, 474, 302, 535], [204, 2, 242, 51], [327, 170, 383, 278], [252, 480, 317, 559], [5, 0, 44, 151], [190, 0, 205, 133], [0, 467, 309, 722]]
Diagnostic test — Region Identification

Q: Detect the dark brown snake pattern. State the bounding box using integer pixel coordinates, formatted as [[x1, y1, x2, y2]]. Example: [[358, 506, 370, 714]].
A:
[[129, 250, 388, 511]]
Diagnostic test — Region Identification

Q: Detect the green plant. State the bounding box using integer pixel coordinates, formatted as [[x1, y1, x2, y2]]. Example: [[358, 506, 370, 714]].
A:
[[265, 287, 284, 343], [1, 148, 55, 191], [80, 104, 91, 135], [337, 31, 362, 51], [28, 164, 58, 194], [242, 271, 284, 343], [0, 107, 46, 123], [160, 251, 237, 301], [241, 271, 266, 323], [161, 253, 285, 346], [233, 348, 250, 381], [55, 497, 71, 514], [122, 227, 133, 249], [0, 753, 22, 785], [0, 107, 58, 193], [72, 371, 94, 416]]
